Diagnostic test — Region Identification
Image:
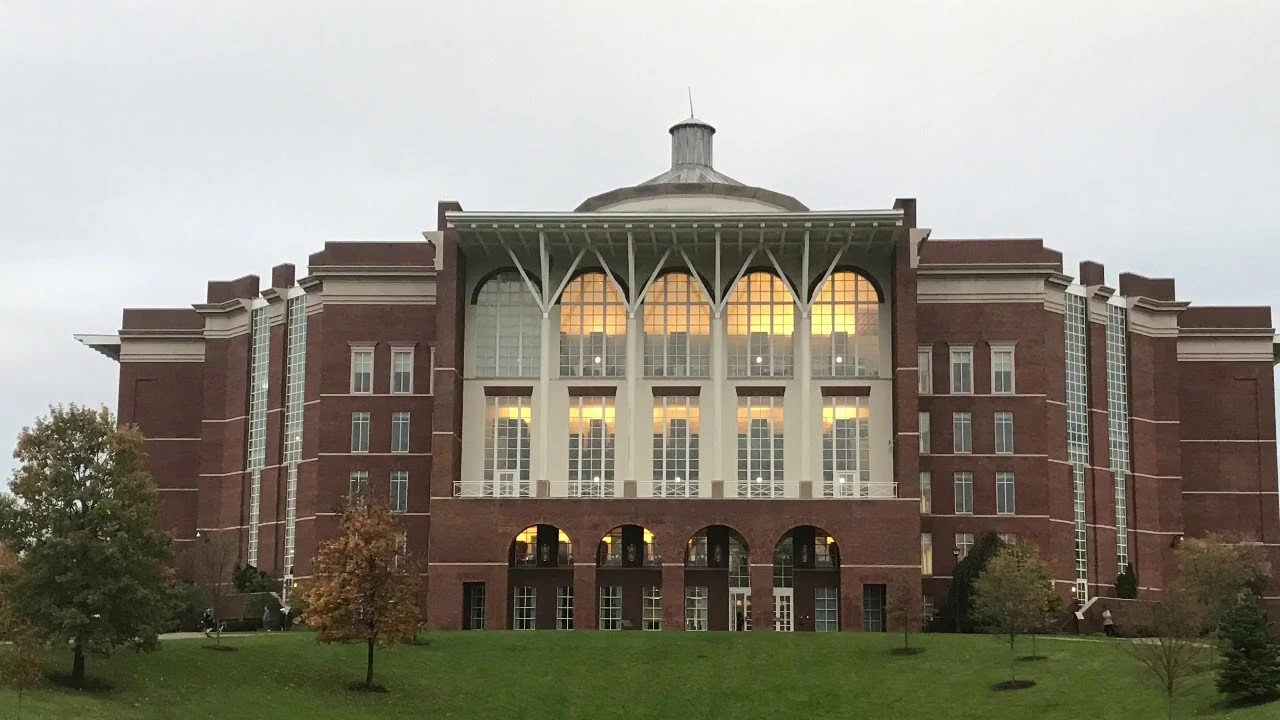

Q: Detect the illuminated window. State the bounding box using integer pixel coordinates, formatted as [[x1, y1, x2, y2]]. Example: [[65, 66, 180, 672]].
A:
[[391, 412, 410, 453], [350, 348, 373, 393], [995, 412, 1014, 454], [921, 533, 933, 575], [559, 272, 626, 377], [643, 587, 662, 630], [483, 396, 531, 497], [599, 527, 660, 567], [919, 412, 931, 454], [653, 396, 699, 497], [954, 472, 973, 514], [996, 472, 1016, 515], [599, 586, 622, 630], [557, 586, 573, 630], [737, 396, 784, 498], [727, 272, 794, 377], [822, 396, 875, 497], [350, 412, 370, 453], [391, 349, 413, 393], [475, 273, 540, 378], [950, 347, 973, 394], [568, 396, 616, 497], [920, 472, 932, 513], [815, 588, 839, 631], [513, 586, 535, 630], [953, 412, 972, 454], [955, 532, 975, 560], [643, 273, 709, 377], [511, 526, 573, 566], [991, 346, 1015, 393], [390, 471, 408, 513], [812, 271, 880, 377], [918, 346, 933, 394], [685, 586, 708, 630]]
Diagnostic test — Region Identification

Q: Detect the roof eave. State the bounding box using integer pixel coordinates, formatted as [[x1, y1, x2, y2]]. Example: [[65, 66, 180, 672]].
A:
[[73, 334, 122, 362]]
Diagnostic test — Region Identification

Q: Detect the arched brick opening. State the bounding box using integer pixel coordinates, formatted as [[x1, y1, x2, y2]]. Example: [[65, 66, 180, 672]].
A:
[[685, 525, 751, 631], [774, 526, 841, 632], [595, 524, 662, 630], [507, 524, 574, 630]]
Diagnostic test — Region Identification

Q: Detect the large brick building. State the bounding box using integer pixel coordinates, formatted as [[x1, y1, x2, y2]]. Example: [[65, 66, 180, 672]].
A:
[[77, 117, 1280, 631]]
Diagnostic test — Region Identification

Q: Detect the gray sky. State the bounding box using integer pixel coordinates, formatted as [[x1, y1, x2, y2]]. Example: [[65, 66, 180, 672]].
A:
[[3, 1, 1279, 482]]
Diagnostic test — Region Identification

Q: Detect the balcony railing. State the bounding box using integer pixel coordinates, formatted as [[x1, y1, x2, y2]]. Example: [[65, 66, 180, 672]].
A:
[[453, 479, 899, 499]]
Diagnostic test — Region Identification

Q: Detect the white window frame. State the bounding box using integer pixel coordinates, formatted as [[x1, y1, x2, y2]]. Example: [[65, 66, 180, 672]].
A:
[[348, 470, 368, 500], [955, 532, 975, 561], [954, 471, 973, 514], [727, 272, 795, 378], [737, 395, 784, 498], [390, 470, 408, 513], [559, 272, 627, 378], [643, 586, 663, 630], [685, 586, 708, 631], [994, 412, 1014, 454], [513, 586, 535, 630], [653, 395, 700, 498], [350, 347, 374, 393], [568, 395, 616, 498], [810, 271, 880, 378], [642, 273, 711, 378], [391, 347, 414, 394], [557, 586, 574, 630], [917, 345, 932, 394], [996, 471, 1016, 515], [467, 584, 486, 630], [919, 411, 930, 454], [481, 396, 531, 498], [823, 395, 873, 497], [920, 471, 932, 514], [991, 344, 1016, 394], [952, 412, 972, 454], [351, 412, 370, 453], [815, 587, 839, 631], [949, 345, 974, 394], [391, 411, 410, 453], [475, 273, 542, 378], [921, 532, 933, 575], [599, 585, 622, 630]]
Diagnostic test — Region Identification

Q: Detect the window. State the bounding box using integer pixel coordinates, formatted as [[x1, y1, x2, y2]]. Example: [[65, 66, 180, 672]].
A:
[[351, 412, 370, 453], [996, 472, 1016, 515], [998, 533, 1018, 545], [246, 306, 270, 566], [952, 412, 972, 454], [643, 274, 710, 377], [464, 583, 486, 630], [919, 412, 930, 454], [923, 594, 935, 627], [921, 533, 933, 575], [568, 396, 616, 497], [737, 396, 784, 498], [727, 272, 794, 377], [351, 348, 373, 393], [863, 585, 886, 632], [556, 586, 574, 630], [282, 294, 307, 575], [391, 412, 410, 453], [773, 536, 794, 589], [954, 472, 973, 514], [1066, 292, 1091, 601], [918, 346, 932, 394], [1106, 303, 1131, 573], [390, 471, 408, 513], [949, 347, 973, 394], [513, 586, 535, 630], [991, 346, 1015, 393], [393, 532, 408, 570], [599, 586, 622, 630], [474, 273, 541, 378], [653, 396, 700, 497], [391, 348, 413, 393], [1115, 471, 1129, 572], [348, 470, 368, 500], [812, 271, 880, 377], [685, 586, 708, 631], [822, 396, 874, 497], [815, 587, 839, 631], [920, 472, 932, 513], [955, 532, 975, 560], [247, 469, 262, 567], [482, 396, 531, 498], [995, 412, 1014, 454], [643, 586, 662, 630], [560, 272, 626, 377]]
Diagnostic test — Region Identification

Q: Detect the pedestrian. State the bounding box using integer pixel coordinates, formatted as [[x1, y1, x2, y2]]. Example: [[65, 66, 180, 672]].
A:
[[1102, 608, 1116, 637], [202, 607, 215, 638], [263, 605, 271, 632]]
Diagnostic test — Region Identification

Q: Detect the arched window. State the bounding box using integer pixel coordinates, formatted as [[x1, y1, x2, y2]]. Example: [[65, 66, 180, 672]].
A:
[[643, 273, 710, 377], [811, 271, 881, 377], [559, 272, 626, 377], [474, 272, 541, 377], [726, 271, 794, 377]]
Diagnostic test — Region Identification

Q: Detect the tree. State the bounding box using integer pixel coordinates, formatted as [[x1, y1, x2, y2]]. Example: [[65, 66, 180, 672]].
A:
[[1175, 534, 1270, 634], [972, 543, 1061, 685], [1116, 563, 1139, 600], [0, 626, 44, 719], [931, 532, 1004, 633], [302, 496, 421, 691], [1122, 589, 1213, 720], [886, 591, 924, 655], [1215, 590, 1280, 704], [233, 563, 274, 594], [181, 531, 239, 646], [0, 405, 176, 688]]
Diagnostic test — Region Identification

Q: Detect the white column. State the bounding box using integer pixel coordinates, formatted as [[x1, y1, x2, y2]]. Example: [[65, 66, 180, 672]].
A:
[[626, 309, 641, 497], [709, 308, 725, 497], [538, 310, 552, 496], [796, 314, 811, 499]]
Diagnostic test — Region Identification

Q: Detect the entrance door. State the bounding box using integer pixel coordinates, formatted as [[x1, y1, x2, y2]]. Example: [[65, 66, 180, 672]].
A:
[[730, 589, 752, 631], [774, 588, 794, 632]]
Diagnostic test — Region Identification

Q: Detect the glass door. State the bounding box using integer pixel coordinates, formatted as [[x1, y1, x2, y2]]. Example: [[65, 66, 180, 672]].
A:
[[774, 588, 794, 631], [730, 590, 752, 631]]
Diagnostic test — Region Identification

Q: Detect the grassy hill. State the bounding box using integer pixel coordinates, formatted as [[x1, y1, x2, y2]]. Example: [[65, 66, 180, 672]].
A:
[[2, 631, 1274, 719]]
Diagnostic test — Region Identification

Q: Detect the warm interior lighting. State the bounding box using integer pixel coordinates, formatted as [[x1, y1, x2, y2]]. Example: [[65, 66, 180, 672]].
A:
[[494, 405, 533, 422], [822, 403, 870, 430]]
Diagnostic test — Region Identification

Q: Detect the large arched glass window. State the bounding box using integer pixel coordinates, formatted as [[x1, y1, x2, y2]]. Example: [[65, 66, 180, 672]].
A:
[[726, 272, 794, 377], [559, 272, 626, 377], [811, 271, 880, 377], [474, 272, 541, 377], [643, 273, 710, 377]]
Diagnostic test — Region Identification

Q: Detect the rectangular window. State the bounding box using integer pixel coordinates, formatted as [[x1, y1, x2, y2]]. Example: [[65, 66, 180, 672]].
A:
[[643, 586, 663, 631], [1106, 303, 1131, 574], [247, 469, 262, 565], [952, 412, 972, 454], [1115, 471, 1129, 572], [282, 294, 307, 575], [599, 586, 622, 630], [921, 532, 933, 575], [995, 412, 1014, 454], [955, 532, 975, 561], [464, 583, 486, 630], [822, 395, 875, 497], [815, 587, 839, 631], [391, 411, 410, 453], [351, 412, 370, 453], [919, 412, 931, 454], [245, 306, 270, 567], [568, 396, 616, 498], [737, 396, 784, 498], [863, 585, 886, 632], [991, 346, 1015, 394], [653, 396, 700, 498], [950, 347, 973, 394], [351, 348, 373, 393], [1066, 292, 1091, 601], [481, 396, 531, 498], [923, 594, 935, 628], [390, 471, 408, 513], [513, 586, 535, 630], [684, 586, 708, 631], [917, 346, 932, 394], [998, 533, 1018, 545], [476, 277, 541, 378], [391, 348, 414, 394], [348, 470, 368, 500], [996, 471, 1016, 515], [954, 472, 973, 514], [643, 274, 710, 378], [556, 586, 574, 630], [920, 472, 932, 514]]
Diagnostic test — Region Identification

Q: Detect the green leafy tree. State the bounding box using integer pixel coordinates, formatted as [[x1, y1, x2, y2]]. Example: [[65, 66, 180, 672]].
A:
[[1215, 590, 1280, 704], [972, 543, 1061, 683], [931, 532, 1004, 633], [1116, 563, 1139, 600], [1176, 534, 1270, 634], [0, 405, 176, 688]]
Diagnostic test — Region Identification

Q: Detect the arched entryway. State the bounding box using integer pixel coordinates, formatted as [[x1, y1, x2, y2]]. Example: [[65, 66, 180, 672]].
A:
[[685, 525, 750, 631], [508, 524, 573, 629], [774, 527, 840, 631], [596, 525, 661, 630]]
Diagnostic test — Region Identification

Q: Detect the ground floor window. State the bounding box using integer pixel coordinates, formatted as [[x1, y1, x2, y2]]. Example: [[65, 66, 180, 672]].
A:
[[513, 586, 535, 630], [643, 586, 662, 630], [922, 593, 935, 630], [863, 585, 886, 632], [815, 587, 839, 631], [685, 586, 708, 631], [557, 586, 574, 630], [464, 582, 485, 630], [599, 586, 622, 630]]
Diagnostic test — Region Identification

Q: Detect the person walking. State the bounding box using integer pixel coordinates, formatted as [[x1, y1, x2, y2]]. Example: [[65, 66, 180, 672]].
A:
[[1102, 608, 1116, 637]]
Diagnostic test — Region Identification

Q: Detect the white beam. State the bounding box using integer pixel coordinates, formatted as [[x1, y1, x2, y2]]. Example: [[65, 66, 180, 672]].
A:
[[550, 248, 586, 306], [539, 229, 551, 309], [590, 245, 629, 308], [715, 247, 758, 314], [764, 247, 803, 310], [501, 229, 547, 314], [626, 230, 636, 311], [800, 227, 811, 317], [809, 240, 852, 310], [678, 247, 715, 309], [634, 247, 673, 309]]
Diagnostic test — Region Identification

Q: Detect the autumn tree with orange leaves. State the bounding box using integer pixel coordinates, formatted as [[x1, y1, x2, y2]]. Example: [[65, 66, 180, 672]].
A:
[[302, 493, 421, 691]]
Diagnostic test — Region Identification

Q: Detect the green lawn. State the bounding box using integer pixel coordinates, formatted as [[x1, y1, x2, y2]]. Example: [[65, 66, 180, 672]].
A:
[[3, 631, 1274, 719]]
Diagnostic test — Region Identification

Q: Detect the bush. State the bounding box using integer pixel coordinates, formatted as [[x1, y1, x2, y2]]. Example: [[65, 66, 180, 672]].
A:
[[931, 532, 1004, 633], [1216, 590, 1280, 704], [1116, 563, 1138, 599], [233, 564, 275, 594]]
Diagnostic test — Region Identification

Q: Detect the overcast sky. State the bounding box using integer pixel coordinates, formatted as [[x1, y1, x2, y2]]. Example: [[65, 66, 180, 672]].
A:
[[2, 1, 1279, 481]]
